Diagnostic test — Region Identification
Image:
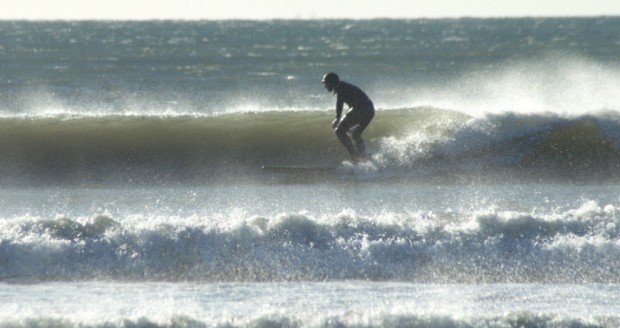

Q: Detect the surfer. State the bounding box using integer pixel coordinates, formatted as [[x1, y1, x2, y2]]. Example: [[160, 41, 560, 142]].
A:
[[322, 72, 375, 162]]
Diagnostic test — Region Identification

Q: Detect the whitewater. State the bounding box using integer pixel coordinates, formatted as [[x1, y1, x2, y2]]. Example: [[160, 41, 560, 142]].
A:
[[1, 18, 619, 327]]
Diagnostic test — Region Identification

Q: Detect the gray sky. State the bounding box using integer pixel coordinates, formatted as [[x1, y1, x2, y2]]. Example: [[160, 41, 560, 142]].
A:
[[1, 0, 619, 20]]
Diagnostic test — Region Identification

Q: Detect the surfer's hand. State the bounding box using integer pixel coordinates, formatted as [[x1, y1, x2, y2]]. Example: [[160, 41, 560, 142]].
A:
[[332, 118, 339, 129]]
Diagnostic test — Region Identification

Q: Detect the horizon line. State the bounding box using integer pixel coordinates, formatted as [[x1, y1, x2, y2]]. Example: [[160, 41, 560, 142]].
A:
[[1, 14, 619, 22]]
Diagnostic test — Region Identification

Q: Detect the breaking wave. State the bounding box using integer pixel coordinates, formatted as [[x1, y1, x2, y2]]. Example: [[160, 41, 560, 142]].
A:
[[1, 201, 618, 283]]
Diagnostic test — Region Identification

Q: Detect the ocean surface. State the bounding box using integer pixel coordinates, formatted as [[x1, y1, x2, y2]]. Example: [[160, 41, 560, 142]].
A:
[[1, 18, 619, 327]]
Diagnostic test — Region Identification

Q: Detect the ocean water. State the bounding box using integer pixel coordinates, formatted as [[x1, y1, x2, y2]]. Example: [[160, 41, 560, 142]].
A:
[[1, 18, 619, 327]]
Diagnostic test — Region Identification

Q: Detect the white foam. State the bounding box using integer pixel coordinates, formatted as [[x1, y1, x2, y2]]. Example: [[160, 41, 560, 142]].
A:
[[1, 282, 618, 328], [1, 202, 617, 283]]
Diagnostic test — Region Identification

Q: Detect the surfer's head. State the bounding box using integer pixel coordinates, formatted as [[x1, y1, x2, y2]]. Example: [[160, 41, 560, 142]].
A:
[[322, 72, 339, 92]]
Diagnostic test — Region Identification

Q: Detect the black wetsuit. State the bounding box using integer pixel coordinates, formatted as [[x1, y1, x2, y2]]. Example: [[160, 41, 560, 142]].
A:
[[333, 81, 375, 160]]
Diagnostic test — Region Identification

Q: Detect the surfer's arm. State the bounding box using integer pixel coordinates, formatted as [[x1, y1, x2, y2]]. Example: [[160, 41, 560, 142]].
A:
[[333, 95, 344, 128]]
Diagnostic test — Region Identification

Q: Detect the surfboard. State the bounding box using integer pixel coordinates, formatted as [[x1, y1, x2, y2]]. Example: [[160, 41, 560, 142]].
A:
[[261, 165, 336, 174]]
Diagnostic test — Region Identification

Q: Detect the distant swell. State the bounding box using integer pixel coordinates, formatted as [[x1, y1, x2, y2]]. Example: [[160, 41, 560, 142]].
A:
[[1, 201, 618, 283]]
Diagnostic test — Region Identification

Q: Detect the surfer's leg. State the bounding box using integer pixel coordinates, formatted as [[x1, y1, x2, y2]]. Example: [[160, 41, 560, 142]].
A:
[[349, 124, 367, 160], [348, 108, 374, 160], [335, 113, 359, 160]]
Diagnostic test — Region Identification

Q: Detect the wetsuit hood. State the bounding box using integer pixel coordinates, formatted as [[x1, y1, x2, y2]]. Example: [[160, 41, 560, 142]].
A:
[[322, 72, 340, 92]]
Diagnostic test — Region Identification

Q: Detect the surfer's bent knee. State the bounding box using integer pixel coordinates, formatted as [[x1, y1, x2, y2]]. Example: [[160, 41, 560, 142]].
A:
[[348, 124, 362, 138]]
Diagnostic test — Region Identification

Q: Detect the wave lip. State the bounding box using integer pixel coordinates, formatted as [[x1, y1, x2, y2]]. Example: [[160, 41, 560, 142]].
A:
[[1, 202, 618, 283]]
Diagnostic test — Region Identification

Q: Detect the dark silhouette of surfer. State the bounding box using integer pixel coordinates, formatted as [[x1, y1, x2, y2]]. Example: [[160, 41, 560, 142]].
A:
[[322, 72, 375, 162]]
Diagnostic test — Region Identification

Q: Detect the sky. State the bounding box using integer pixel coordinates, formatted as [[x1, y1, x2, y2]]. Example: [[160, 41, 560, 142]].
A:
[[1, 0, 619, 20]]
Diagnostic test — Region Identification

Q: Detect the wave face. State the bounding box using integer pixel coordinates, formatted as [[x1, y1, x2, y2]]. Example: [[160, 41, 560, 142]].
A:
[[0, 108, 463, 184], [3, 109, 620, 184], [1, 201, 617, 283]]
